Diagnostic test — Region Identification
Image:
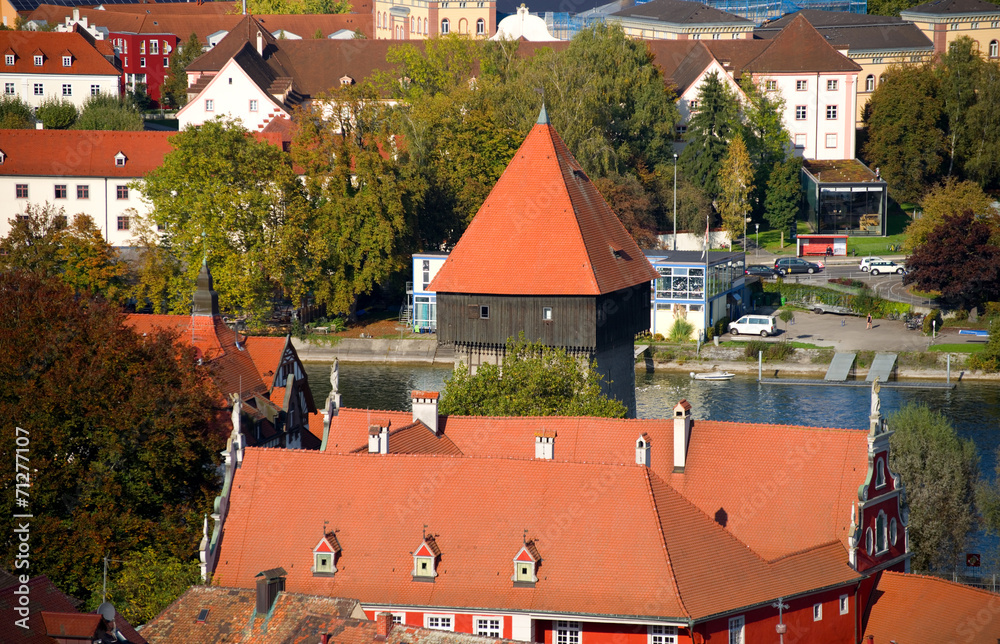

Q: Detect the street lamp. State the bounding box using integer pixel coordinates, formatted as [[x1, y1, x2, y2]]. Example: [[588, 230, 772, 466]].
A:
[[672, 153, 678, 251], [755, 223, 759, 258]]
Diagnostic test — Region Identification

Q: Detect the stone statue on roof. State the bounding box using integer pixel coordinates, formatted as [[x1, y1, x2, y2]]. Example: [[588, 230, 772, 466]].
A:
[[870, 376, 881, 418]]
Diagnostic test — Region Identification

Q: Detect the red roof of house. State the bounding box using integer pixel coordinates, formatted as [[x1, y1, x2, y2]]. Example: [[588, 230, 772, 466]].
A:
[[428, 112, 658, 296], [741, 14, 861, 73], [865, 571, 1000, 643], [0, 31, 118, 77], [40, 612, 104, 638], [0, 576, 80, 644], [0, 130, 174, 178], [324, 408, 868, 561], [213, 449, 860, 622]]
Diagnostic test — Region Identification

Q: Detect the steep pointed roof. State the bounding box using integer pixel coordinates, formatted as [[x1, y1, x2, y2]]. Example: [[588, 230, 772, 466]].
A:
[[429, 112, 658, 296], [742, 14, 860, 73]]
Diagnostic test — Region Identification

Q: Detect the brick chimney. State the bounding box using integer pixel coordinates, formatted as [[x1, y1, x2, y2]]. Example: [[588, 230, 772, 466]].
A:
[[535, 429, 555, 460], [368, 419, 390, 454], [375, 612, 394, 640], [255, 29, 263, 56], [411, 391, 439, 434], [672, 400, 692, 473], [635, 433, 651, 467]]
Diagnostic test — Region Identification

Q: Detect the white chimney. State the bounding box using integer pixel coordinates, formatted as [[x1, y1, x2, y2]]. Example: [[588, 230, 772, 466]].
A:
[[635, 433, 651, 467], [73, 8, 79, 20], [368, 420, 390, 454], [673, 400, 692, 473], [535, 429, 555, 460], [411, 390, 439, 434], [256, 30, 263, 56]]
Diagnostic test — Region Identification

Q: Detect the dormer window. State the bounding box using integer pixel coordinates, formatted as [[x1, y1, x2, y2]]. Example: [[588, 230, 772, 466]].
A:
[[34, 55, 43, 66], [62, 55, 71, 67], [512, 540, 540, 587], [115, 152, 127, 167], [340, 75, 354, 86], [0, 150, 5, 164], [412, 535, 440, 581], [6, 54, 15, 66], [312, 531, 341, 577]]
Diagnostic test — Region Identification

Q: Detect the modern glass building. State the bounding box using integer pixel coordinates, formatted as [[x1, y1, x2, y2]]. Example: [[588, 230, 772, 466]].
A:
[[801, 159, 888, 237]]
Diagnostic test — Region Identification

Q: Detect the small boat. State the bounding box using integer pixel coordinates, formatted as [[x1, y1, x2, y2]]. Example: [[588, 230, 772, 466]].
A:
[[690, 370, 735, 381]]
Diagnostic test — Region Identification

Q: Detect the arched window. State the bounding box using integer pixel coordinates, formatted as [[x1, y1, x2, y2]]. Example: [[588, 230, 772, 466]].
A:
[[441, 18, 450, 34], [377, 11, 382, 29], [876, 458, 886, 487], [459, 17, 468, 34], [865, 74, 875, 92], [875, 512, 887, 553], [411, 16, 415, 33], [477, 18, 485, 35], [424, 18, 428, 34], [991, 40, 999, 58]]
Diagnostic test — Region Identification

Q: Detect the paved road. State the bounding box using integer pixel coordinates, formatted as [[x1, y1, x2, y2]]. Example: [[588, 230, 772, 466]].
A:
[[731, 310, 933, 352]]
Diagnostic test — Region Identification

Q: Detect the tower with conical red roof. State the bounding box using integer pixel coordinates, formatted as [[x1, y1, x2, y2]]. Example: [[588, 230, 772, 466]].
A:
[[429, 106, 657, 417]]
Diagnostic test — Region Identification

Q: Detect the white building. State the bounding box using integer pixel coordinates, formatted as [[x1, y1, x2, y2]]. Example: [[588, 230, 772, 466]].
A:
[[0, 30, 120, 110], [0, 130, 173, 246]]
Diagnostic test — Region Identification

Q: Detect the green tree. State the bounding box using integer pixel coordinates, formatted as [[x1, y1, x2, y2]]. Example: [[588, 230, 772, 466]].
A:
[[592, 173, 658, 247], [0, 272, 223, 602], [161, 33, 203, 109], [938, 37, 983, 177], [73, 94, 143, 131], [888, 403, 979, 572], [763, 156, 803, 248], [679, 71, 738, 201], [439, 334, 628, 418], [717, 133, 753, 249], [905, 178, 996, 252], [138, 117, 300, 320], [128, 214, 187, 314], [104, 547, 201, 625], [0, 95, 33, 128], [737, 75, 789, 216], [960, 58, 1000, 189], [234, 0, 351, 13], [0, 203, 67, 276], [863, 63, 945, 203], [967, 319, 1000, 373], [36, 97, 78, 129]]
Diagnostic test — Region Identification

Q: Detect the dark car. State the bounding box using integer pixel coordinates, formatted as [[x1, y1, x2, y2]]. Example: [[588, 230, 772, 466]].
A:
[[773, 257, 823, 275], [745, 265, 779, 277]]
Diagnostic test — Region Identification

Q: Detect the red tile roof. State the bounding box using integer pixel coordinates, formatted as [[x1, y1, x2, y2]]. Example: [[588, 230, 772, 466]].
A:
[[0, 130, 174, 178], [741, 14, 861, 73], [429, 117, 658, 296], [351, 421, 463, 456], [213, 449, 860, 621], [40, 612, 104, 638], [865, 571, 1000, 643], [242, 335, 286, 391], [324, 409, 868, 560], [0, 576, 80, 644], [0, 31, 118, 77]]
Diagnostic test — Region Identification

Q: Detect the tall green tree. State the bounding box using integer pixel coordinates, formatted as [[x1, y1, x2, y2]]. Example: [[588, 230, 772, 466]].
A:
[[679, 71, 738, 201], [961, 58, 1000, 188], [138, 117, 300, 320], [938, 37, 983, 177], [763, 156, 803, 248], [863, 62, 946, 203], [737, 76, 790, 217], [104, 547, 201, 625], [717, 133, 753, 249], [0, 272, 222, 602], [160, 33, 203, 109], [888, 403, 979, 572], [440, 334, 628, 418]]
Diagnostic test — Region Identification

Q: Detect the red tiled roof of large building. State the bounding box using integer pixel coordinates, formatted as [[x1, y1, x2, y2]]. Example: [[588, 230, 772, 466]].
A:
[[865, 571, 1000, 643], [0, 31, 119, 77], [0, 130, 174, 178], [213, 449, 860, 621], [324, 408, 867, 560], [429, 111, 658, 296], [0, 576, 80, 644], [741, 14, 861, 73], [351, 421, 464, 456]]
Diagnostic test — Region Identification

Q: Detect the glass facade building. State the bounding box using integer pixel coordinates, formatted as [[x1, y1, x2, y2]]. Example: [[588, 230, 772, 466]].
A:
[[802, 160, 888, 237]]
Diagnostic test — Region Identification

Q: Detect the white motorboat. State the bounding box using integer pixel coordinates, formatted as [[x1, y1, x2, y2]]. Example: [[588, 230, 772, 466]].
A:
[[690, 370, 735, 381]]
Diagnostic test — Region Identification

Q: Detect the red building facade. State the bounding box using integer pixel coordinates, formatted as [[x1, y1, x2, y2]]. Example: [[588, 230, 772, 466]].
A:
[[109, 31, 179, 105]]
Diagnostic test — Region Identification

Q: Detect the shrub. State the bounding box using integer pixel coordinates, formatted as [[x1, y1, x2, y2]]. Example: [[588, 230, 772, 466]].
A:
[[36, 98, 78, 129], [778, 309, 794, 325], [714, 316, 730, 337], [73, 94, 143, 131], [745, 339, 794, 361], [0, 95, 33, 128], [669, 318, 694, 342], [923, 309, 942, 335], [705, 326, 714, 341], [967, 322, 1000, 372]]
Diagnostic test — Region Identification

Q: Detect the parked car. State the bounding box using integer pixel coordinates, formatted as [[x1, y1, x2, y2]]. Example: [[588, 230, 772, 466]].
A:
[[729, 315, 778, 337], [773, 257, 823, 275], [867, 260, 906, 276], [745, 265, 779, 277], [809, 302, 857, 316], [859, 256, 886, 272]]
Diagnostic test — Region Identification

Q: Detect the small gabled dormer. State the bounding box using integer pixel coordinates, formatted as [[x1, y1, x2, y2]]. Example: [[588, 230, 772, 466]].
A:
[[61, 50, 73, 67], [0, 150, 6, 165], [114, 151, 127, 167], [411, 534, 440, 582], [312, 530, 341, 577], [535, 429, 555, 460], [512, 539, 540, 587], [340, 75, 354, 86], [32, 50, 44, 66], [4, 49, 15, 66]]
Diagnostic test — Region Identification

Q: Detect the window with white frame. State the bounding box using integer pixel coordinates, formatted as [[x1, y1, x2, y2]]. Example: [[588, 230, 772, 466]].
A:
[[876, 511, 888, 553], [62, 84, 71, 97], [164, 57, 170, 67], [876, 458, 886, 487], [151, 40, 159, 54], [249, 99, 258, 112], [688, 99, 699, 111], [4, 54, 12, 65], [795, 79, 807, 91], [951, 22, 959, 30], [91, 84, 100, 96], [425, 615, 454, 631], [794, 133, 806, 148], [441, 18, 450, 34], [993, 20, 999, 27], [62, 55, 71, 67], [205, 99, 214, 111], [475, 618, 501, 637], [655, 266, 704, 299], [728, 616, 744, 644], [826, 105, 837, 119], [34, 55, 43, 66], [140, 57, 146, 68], [866, 75, 875, 92], [477, 18, 485, 35], [813, 603, 822, 621], [972, 21, 979, 28], [890, 517, 898, 546], [648, 624, 677, 644], [556, 621, 581, 644], [827, 79, 838, 90], [542, 307, 553, 321], [990, 40, 999, 57], [839, 594, 849, 615], [826, 133, 837, 148], [4, 82, 13, 95], [34, 83, 43, 95], [795, 105, 806, 120], [140, 40, 146, 54], [765, 79, 776, 91], [391, 614, 404, 625]]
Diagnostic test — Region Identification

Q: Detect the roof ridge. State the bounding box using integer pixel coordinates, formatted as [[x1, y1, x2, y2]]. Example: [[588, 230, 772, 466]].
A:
[[884, 570, 1000, 597], [641, 467, 689, 618], [766, 539, 844, 563]]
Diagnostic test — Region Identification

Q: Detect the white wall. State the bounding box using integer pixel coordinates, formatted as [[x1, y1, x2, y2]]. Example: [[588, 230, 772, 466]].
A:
[[760, 71, 857, 161], [178, 58, 288, 131], [1, 73, 119, 109]]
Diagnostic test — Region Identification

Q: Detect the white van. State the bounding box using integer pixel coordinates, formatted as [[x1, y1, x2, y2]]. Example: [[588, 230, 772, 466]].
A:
[[729, 315, 778, 337]]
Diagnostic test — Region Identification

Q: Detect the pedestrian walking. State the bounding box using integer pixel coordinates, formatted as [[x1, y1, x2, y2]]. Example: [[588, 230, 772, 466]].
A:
[[866, 313, 873, 330]]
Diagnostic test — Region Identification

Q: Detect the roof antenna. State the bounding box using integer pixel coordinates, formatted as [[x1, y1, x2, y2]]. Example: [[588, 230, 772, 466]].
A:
[[323, 519, 329, 536], [523, 528, 528, 544], [423, 524, 428, 539]]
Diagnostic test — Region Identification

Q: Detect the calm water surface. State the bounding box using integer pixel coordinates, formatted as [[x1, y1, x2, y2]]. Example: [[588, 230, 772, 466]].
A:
[[304, 362, 1000, 553]]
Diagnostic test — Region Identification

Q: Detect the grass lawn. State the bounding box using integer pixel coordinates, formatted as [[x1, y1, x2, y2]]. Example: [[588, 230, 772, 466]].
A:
[[760, 200, 912, 256], [929, 343, 985, 353]]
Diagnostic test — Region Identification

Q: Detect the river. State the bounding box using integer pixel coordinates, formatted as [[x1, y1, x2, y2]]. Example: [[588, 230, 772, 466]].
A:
[[304, 362, 1000, 556]]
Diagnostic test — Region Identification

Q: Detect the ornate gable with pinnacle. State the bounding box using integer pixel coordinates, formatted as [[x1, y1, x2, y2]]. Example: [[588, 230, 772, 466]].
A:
[[848, 378, 910, 573]]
